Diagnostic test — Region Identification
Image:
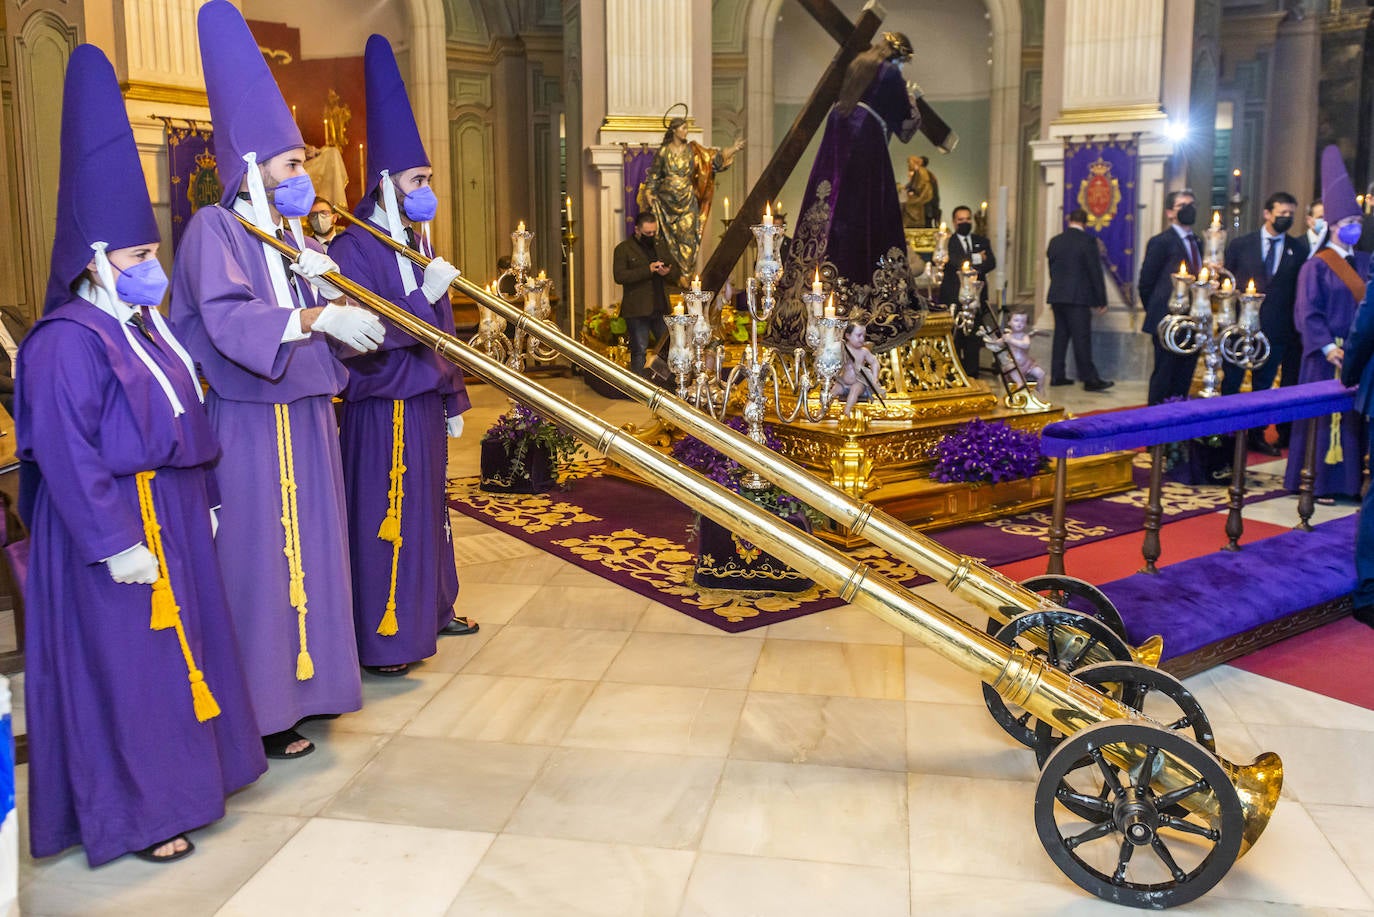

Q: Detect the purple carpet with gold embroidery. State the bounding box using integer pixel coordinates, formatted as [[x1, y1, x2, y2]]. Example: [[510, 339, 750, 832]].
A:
[[446, 456, 1291, 633]]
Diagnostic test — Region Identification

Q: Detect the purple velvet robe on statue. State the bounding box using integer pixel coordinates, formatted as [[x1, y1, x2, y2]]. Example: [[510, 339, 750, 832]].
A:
[[171, 204, 362, 733], [329, 223, 470, 666], [1284, 251, 1370, 497], [17, 299, 266, 866]]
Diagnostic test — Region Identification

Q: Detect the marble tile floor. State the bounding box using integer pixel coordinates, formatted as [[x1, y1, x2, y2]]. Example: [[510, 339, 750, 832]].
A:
[[15, 376, 1374, 915]]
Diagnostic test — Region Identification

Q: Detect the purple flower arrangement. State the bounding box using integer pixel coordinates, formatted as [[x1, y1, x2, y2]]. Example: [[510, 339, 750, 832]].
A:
[[930, 417, 1045, 485], [481, 401, 580, 481], [671, 418, 813, 518]]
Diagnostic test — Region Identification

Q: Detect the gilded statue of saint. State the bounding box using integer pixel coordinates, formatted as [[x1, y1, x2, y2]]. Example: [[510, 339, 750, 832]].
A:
[[638, 104, 744, 284]]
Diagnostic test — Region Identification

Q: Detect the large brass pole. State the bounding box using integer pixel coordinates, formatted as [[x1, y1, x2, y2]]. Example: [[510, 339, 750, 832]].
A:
[[329, 207, 1151, 652], [245, 214, 1278, 854]]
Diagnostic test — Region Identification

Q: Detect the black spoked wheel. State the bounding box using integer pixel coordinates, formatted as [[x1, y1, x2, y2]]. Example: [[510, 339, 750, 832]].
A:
[[997, 574, 1127, 641], [1034, 720, 1244, 909], [1033, 662, 1216, 821], [982, 610, 1134, 749]]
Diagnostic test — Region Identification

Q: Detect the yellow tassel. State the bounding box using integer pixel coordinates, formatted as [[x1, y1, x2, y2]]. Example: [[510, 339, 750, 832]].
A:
[[150, 583, 179, 631], [296, 649, 315, 681], [377, 602, 398, 636], [377, 513, 400, 542], [189, 670, 221, 722], [1327, 338, 1345, 465]]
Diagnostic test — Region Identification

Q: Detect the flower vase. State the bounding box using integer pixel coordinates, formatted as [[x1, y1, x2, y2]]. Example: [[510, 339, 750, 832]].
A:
[[479, 439, 558, 494], [694, 511, 814, 593]]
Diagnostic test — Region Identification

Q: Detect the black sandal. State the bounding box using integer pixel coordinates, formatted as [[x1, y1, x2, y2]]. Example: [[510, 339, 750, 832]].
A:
[[439, 617, 479, 636], [133, 834, 195, 863], [262, 728, 315, 759], [364, 663, 411, 677]]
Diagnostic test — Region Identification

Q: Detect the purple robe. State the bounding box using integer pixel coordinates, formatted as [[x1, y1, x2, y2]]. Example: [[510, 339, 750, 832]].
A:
[[328, 223, 470, 665], [1284, 251, 1370, 496], [769, 59, 919, 348], [171, 205, 362, 732], [16, 299, 266, 866]]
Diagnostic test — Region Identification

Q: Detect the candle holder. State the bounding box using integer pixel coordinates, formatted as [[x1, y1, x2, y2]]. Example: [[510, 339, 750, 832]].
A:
[[561, 200, 578, 338], [954, 261, 982, 334], [930, 222, 950, 304], [475, 223, 560, 372], [668, 284, 720, 407], [1156, 265, 1268, 398]]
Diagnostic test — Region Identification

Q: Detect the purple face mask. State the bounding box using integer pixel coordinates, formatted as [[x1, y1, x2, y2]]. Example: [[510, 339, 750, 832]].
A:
[[270, 173, 317, 218], [115, 258, 169, 306], [1337, 221, 1363, 247], [402, 185, 438, 222]]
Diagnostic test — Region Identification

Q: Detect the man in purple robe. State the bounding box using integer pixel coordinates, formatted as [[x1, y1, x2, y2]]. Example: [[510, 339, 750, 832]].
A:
[[1284, 146, 1369, 501], [18, 44, 265, 866], [329, 35, 473, 676], [171, 1, 385, 759], [767, 32, 924, 352]]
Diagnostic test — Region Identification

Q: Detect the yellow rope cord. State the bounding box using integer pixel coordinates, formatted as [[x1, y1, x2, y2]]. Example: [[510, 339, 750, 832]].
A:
[[275, 403, 314, 680], [375, 399, 406, 636], [134, 470, 221, 722], [1327, 336, 1345, 466]]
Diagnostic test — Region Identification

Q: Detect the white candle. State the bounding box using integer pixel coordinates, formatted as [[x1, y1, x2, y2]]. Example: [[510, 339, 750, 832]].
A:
[[824, 304, 836, 319], [691, 274, 702, 292], [762, 203, 773, 227], [723, 197, 730, 220], [538, 269, 547, 281], [812, 269, 823, 296], [517, 220, 526, 233], [673, 303, 684, 316]]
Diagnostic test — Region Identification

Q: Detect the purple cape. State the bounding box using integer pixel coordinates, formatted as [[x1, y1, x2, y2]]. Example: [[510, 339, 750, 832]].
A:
[[330, 224, 470, 665], [16, 299, 266, 865], [171, 205, 362, 731], [1284, 251, 1370, 496]]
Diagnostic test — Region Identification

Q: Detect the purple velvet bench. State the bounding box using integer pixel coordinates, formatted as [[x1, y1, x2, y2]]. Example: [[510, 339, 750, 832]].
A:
[[1039, 380, 1359, 676]]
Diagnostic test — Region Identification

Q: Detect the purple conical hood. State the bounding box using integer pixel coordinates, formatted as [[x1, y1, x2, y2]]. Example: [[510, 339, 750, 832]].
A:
[[198, 0, 303, 205], [44, 45, 160, 315], [357, 34, 429, 219], [1321, 145, 1360, 226]]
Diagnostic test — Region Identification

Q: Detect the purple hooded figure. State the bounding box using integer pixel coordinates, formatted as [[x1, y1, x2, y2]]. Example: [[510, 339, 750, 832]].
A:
[[170, 0, 387, 760], [17, 44, 266, 866], [1284, 145, 1369, 499], [328, 34, 473, 676]]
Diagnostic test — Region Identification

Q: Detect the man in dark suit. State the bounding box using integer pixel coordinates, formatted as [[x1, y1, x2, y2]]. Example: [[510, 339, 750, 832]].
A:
[[1220, 191, 1309, 454], [613, 211, 680, 379], [1046, 208, 1113, 391], [939, 204, 997, 378], [1338, 280, 1374, 628], [1139, 188, 1201, 404]]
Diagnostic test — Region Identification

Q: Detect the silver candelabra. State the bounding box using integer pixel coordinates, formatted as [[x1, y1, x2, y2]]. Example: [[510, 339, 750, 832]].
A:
[[472, 222, 560, 371]]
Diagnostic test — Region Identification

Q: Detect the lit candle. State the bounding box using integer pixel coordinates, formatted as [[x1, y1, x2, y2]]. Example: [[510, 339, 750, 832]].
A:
[[962, 261, 971, 272], [824, 293, 836, 319], [673, 303, 685, 316], [980, 201, 988, 213], [939, 222, 947, 232], [691, 274, 702, 292], [812, 269, 823, 296], [723, 197, 730, 220], [1246, 279, 1257, 295], [762, 202, 773, 227], [1211, 211, 1222, 229], [517, 220, 526, 233], [566, 195, 572, 213], [1198, 267, 1210, 283], [1232, 168, 1242, 196], [291, 104, 298, 125], [359, 143, 365, 179], [1221, 277, 1233, 292], [323, 118, 329, 144], [1178, 261, 1189, 275], [538, 269, 547, 281]]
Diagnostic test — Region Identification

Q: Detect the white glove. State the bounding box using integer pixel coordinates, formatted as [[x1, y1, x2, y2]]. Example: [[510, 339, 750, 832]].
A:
[[313, 303, 385, 352], [210, 506, 220, 539], [421, 257, 461, 304], [291, 249, 344, 301], [446, 415, 464, 438], [105, 543, 159, 585]]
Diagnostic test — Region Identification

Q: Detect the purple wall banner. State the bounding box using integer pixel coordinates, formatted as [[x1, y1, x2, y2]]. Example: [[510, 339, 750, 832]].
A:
[[622, 144, 655, 239], [1063, 137, 1138, 304], [166, 122, 222, 252]]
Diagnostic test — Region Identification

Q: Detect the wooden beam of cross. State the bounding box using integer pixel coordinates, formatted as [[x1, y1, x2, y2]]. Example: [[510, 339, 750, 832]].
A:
[[698, 0, 957, 293]]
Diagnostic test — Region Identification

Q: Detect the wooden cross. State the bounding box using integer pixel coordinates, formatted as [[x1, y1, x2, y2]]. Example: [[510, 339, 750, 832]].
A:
[[698, 0, 956, 293]]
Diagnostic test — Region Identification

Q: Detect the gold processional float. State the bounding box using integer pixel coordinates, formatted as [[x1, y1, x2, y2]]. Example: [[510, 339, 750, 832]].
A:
[[246, 212, 1283, 909]]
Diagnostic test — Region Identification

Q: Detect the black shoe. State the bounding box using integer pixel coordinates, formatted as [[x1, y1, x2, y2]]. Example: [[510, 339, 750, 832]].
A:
[[1049, 378, 1074, 387], [1352, 605, 1374, 629], [1247, 435, 1281, 457], [1083, 379, 1115, 392]]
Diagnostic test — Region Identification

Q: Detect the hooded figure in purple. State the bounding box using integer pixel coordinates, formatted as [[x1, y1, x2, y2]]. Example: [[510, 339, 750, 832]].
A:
[[17, 45, 266, 866], [171, 0, 387, 759], [1284, 146, 1370, 499], [329, 35, 473, 675]]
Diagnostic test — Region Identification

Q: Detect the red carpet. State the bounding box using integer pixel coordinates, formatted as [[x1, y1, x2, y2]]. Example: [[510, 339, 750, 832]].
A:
[[1231, 616, 1374, 711]]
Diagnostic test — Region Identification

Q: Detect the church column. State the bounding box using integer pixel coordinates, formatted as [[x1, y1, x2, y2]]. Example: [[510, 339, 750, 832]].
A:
[[408, 0, 452, 255], [578, 0, 710, 310], [1263, 10, 1320, 207], [1033, 0, 1191, 382]]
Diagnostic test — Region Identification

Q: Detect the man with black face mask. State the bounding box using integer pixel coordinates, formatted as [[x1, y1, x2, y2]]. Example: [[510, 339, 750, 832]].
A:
[[1220, 192, 1308, 454], [1139, 189, 1201, 404], [939, 204, 997, 378], [614, 211, 680, 379]]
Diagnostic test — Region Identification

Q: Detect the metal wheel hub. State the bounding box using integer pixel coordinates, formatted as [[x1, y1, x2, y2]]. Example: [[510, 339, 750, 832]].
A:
[[1112, 786, 1159, 847]]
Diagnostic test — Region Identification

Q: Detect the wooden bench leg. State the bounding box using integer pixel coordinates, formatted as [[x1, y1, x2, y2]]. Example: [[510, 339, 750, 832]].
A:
[[1224, 431, 1249, 551], [1141, 444, 1164, 574], [1296, 418, 1319, 532], [1046, 457, 1068, 576]]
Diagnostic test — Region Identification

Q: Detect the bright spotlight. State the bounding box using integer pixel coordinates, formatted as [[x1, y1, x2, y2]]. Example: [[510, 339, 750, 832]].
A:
[[1164, 120, 1189, 142]]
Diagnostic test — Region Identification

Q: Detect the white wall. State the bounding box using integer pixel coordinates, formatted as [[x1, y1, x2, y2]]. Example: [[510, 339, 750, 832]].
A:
[[240, 0, 409, 58]]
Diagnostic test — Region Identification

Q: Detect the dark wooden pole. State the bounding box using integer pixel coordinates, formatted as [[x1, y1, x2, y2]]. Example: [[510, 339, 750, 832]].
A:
[[1295, 419, 1319, 531], [1140, 444, 1165, 574], [1223, 431, 1248, 551], [1046, 457, 1069, 576]]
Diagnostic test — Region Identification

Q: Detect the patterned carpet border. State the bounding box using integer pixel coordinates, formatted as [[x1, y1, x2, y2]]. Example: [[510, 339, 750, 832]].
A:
[[447, 455, 1291, 633]]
